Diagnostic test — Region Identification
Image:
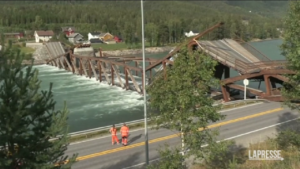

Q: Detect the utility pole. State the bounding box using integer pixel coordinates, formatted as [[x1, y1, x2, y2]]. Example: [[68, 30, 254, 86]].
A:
[[141, 0, 149, 165]]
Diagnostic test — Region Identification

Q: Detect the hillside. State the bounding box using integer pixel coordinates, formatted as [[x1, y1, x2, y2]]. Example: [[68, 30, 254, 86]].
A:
[[0, 1, 288, 45], [225, 1, 289, 18]]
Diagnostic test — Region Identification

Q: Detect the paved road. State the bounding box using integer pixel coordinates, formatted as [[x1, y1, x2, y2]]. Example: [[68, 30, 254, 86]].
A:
[[65, 102, 299, 169]]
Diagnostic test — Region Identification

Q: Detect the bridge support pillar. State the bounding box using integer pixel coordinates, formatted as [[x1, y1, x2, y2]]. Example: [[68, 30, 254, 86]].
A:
[[111, 64, 114, 86], [221, 84, 230, 102], [264, 75, 272, 96], [125, 67, 129, 90]]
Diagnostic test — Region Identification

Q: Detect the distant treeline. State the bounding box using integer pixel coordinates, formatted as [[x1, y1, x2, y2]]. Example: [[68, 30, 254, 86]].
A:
[[0, 1, 285, 46]]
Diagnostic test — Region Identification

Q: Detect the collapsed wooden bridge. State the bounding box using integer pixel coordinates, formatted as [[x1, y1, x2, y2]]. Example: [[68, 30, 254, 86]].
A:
[[45, 22, 292, 102]]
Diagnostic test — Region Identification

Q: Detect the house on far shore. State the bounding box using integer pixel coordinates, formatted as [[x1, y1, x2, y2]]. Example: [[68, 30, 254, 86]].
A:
[[88, 32, 101, 41], [68, 33, 84, 44], [3, 32, 24, 40], [114, 36, 122, 43], [99, 32, 114, 42], [184, 30, 199, 37], [61, 27, 76, 36], [34, 30, 54, 43]]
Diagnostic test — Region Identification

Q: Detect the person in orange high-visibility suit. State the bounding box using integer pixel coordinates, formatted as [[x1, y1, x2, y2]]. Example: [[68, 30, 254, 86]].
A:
[[110, 124, 119, 145], [120, 123, 129, 146]]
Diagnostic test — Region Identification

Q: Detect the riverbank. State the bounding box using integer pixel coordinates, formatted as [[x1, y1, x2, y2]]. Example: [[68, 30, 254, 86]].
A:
[[101, 46, 174, 56], [250, 38, 283, 42]]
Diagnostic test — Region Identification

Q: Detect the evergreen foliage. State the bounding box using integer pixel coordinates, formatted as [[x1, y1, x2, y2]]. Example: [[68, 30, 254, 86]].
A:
[[0, 1, 282, 45], [278, 0, 300, 157], [281, 1, 300, 109], [0, 42, 77, 168]]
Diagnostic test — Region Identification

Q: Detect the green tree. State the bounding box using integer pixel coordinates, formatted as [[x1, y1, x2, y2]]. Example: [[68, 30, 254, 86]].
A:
[[33, 15, 43, 30], [0, 43, 77, 168], [147, 145, 186, 169], [277, 1, 300, 151], [147, 46, 224, 167], [281, 1, 300, 110]]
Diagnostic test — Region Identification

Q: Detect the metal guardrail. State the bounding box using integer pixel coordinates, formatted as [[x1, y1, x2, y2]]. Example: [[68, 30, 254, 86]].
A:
[[48, 99, 268, 141]]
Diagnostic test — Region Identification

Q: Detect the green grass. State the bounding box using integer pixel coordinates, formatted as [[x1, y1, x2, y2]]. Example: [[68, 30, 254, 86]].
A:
[[20, 47, 35, 54], [91, 42, 167, 51]]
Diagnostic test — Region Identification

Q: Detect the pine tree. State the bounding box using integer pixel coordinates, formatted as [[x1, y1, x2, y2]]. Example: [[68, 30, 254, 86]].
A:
[[147, 46, 224, 167], [0, 42, 77, 168]]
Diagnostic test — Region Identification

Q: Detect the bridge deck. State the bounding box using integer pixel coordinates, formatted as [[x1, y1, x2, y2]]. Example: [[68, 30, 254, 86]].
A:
[[45, 42, 66, 57], [196, 39, 284, 74]]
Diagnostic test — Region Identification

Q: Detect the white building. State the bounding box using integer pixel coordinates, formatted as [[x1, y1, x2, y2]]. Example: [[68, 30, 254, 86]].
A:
[[34, 30, 54, 43], [184, 30, 199, 37], [88, 32, 101, 41]]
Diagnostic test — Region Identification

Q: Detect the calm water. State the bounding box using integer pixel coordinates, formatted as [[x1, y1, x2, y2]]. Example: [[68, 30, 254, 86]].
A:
[[35, 39, 284, 132]]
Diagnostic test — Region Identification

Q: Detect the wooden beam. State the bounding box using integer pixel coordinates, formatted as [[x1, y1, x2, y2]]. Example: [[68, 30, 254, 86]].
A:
[[111, 63, 114, 86], [227, 83, 264, 96], [79, 59, 83, 75], [112, 65, 125, 88], [88, 59, 92, 79], [63, 56, 73, 72], [90, 60, 98, 81], [80, 59, 88, 77], [97, 61, 102, 82], [125, 67, 129, 90], [100, 62, 111, 84], [59, 57, 65, 70], [264, 75, 272, 96], [270, 74, 289, 82], [70, 56, 79, 75], [127, 69, 141, 93], [135, 61, 138, 76]]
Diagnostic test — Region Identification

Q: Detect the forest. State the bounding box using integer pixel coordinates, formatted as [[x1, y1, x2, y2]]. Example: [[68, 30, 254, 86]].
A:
[[0, 1, 288, 46]]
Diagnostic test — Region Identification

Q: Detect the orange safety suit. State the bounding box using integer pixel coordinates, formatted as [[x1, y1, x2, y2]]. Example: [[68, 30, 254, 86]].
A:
[[110, 127, 119, 145], [120, 126, 129, 145]]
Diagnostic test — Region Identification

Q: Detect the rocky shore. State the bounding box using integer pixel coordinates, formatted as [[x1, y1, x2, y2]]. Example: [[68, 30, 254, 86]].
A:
[[101, 46, 174, 56]]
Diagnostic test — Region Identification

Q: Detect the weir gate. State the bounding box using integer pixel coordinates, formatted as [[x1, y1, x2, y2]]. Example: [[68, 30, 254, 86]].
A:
[[45, 22, 292, 102]]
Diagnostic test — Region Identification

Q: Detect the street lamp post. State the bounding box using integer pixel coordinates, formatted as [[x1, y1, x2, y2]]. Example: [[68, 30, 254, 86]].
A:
[[141, 0, 149, 165]]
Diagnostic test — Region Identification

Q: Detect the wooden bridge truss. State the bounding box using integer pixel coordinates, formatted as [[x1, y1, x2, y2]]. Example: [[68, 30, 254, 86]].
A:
[[46, 22, 293, 102]]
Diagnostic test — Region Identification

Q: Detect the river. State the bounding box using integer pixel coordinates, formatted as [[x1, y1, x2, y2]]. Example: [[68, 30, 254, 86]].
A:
[[34, 39, 284, 133]]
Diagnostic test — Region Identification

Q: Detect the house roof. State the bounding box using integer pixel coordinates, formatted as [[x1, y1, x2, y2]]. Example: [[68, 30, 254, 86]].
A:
[[68, 33, 83, 38], [3, 33, 22, 36], [99, 32, 112, 37], [61, 27, 76, 32], [35, 30, 54, 36], [90, 32, 101, 36]]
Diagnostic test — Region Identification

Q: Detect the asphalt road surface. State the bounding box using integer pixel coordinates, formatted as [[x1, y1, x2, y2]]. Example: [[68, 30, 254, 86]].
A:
[[65, 101, 299, 169]]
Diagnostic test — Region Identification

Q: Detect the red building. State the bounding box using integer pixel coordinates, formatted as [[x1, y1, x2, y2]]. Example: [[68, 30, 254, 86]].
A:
[[114, 36, 122, 43], [61, 27, 76, 36]]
